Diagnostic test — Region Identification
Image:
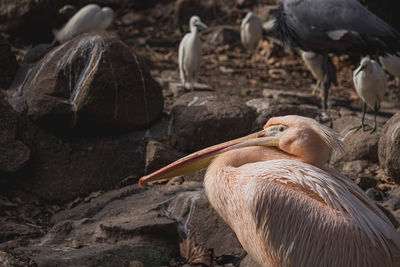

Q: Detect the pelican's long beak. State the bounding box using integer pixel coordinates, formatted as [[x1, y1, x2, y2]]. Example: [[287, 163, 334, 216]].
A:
[[138, 128, 281, 186]]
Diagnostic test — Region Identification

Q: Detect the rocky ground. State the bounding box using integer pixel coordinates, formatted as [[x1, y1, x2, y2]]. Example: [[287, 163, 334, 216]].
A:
[[1, 0, 400, 266]]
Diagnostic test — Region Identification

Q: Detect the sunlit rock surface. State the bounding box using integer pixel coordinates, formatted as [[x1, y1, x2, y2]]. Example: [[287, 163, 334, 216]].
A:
[[379, 112, 400, 183], [171, 92, 256, 152], [21, 33, 163, 132]]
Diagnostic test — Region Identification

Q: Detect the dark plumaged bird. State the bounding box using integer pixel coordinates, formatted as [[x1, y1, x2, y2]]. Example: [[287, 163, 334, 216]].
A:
[[273, 0, 400, 110], [300, 51, 337, 99]]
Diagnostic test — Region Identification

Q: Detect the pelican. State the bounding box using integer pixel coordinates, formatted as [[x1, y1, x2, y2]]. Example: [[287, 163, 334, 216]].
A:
[[240, 12, 263, 53], [300, 51, 337, 97], [139, 115, 400, 266], [53, 4, 114, 44], [353, 57, 387, 132], [380, 54, 400, 100], [178, 16, 208, 91]]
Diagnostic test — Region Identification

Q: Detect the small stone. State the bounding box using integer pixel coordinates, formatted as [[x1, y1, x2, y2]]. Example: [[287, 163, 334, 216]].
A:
[[342, 160, 369, 176], [388, 196, 400, 211], [129, 260, 144, 267], [70, 239, 82, 249], [354, 176, 377, 191], [365, 188, 383, 201]]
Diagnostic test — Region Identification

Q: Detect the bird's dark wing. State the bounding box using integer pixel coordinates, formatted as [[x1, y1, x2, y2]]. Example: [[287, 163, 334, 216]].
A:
[[274, 0, 400, 55]]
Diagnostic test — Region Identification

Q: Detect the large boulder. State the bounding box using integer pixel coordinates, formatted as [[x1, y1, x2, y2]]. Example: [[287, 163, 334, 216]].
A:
[[331, 116, 381, 168], [0, 92, 30, 177], [21, 34, 163, 132], [145, 140, 186, 174], [171, 92, 256, 152], [165, 188, 245, 259], [20, 120, 147, 203], [0, 35, 18, 89], [3, 181, 244, 266], [246, 97, 320, 131], [379, 113, 400, 183]]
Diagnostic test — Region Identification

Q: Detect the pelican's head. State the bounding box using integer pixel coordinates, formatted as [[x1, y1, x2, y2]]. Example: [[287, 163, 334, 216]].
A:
[[355, 57, 372, 75], [264, 115, 343, 166], [189, 16, 208, 32], [138, 115, 343, 186]]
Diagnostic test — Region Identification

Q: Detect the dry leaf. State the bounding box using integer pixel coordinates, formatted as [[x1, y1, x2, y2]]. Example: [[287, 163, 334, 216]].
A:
[[180, 232, 211, 266]]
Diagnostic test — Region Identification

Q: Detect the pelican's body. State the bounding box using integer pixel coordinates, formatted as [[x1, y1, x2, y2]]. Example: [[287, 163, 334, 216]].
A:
[[54, 4, 114, 44], [301, 51, 337, 96], [139, 115, 400, 266], [241, 12, 263, 52], [353, 57, 387, 131], [178, 16, 207, 91]]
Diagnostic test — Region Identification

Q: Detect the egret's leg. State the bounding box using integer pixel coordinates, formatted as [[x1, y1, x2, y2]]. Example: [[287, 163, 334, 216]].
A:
[[350, 103, 368, 132], [322, 54, 330, 110], [370, 102, 378, 133]]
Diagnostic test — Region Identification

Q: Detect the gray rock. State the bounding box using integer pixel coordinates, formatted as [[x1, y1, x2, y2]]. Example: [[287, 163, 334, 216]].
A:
[[354, 176, 378, 191], [5, 181, 244, 266], [331, 116, 381, 167], [164, 189, 245, 257], [342, 160, 369, 176], [0, 35, 18, 89], [365, 188, 383, 201], [378, 112, 400, 183], [21, 33, 163, 131], [21, 121, 147, 203], [171, 92, 256, 152], [0, 92, 30, 175], [247, 98, 320, 131], [23, 43, 54, 63], [388, 196, 400, 212], [145, 140, 186, 174]]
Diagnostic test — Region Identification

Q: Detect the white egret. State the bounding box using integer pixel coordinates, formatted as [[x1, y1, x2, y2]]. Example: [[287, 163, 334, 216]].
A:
[[54, 4, 114, 44], [353, 57, 387, 132], [300, 51, 337, 98], [178, 16, 208, 91], [240, 12, 263, 53], [380, 54, 400, 99]]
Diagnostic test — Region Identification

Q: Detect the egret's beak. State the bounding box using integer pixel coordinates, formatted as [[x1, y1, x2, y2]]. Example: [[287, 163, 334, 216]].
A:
[[138, 128, 281, 186], [196, 21, 208, 30], [355, 65, 366, 76], [58, 7, 67, 14]]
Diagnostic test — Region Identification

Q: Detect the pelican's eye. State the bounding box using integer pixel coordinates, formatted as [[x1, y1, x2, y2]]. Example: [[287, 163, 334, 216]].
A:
[[265, 124, 288, 136]]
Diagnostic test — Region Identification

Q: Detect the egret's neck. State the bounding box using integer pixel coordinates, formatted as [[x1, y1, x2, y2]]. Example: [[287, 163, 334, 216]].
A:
[[190, 25, 198, 35]]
